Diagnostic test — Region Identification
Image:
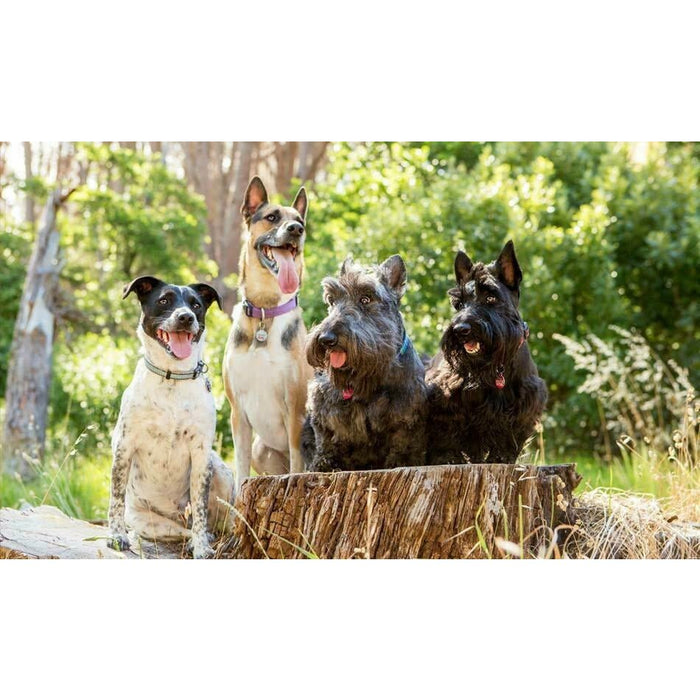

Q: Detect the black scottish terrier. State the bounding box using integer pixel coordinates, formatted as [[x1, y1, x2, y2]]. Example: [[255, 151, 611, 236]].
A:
[[302, 254, 427, 472], [426, 241, 547, 464]]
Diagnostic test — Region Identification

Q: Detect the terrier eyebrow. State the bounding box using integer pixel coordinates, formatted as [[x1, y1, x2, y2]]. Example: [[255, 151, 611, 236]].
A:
[[322, 278, 345, 297]]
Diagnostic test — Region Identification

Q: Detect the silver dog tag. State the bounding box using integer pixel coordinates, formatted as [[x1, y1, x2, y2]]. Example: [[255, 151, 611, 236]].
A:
[[255, 325, 268, 343]]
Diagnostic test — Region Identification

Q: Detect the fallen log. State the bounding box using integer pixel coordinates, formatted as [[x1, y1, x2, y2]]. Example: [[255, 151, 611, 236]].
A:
[[218, 463, 583, 559], [0, 505, 181, 559]]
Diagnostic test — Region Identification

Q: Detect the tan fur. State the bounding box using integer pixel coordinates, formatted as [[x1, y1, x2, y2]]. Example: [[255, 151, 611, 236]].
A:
[[223, 177, 312, 491]]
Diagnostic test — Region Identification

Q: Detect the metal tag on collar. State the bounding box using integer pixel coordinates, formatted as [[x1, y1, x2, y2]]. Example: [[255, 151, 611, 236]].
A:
[[255, 307, 268, 343]]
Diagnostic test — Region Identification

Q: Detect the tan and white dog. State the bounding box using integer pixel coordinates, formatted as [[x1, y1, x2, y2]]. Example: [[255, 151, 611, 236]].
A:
[[223, 177, 312, 491]]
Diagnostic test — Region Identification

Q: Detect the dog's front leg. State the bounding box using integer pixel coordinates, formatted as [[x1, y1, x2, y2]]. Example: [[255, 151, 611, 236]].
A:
[[231, 401, 253, 493], [286, 394, 306, 475], [309, 424, 344, 473], [107, 423, 133, 552], [189, 444, 214, 559]]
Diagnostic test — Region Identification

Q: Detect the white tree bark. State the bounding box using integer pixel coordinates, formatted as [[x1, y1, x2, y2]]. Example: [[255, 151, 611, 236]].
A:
[[2, 189, 72, 478]]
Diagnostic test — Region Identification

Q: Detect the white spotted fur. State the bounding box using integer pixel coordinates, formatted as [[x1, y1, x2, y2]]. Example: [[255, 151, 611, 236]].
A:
[[108, 321, 235, 558]]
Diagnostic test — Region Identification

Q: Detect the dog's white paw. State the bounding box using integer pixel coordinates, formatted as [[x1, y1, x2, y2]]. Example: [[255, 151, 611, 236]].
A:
[[190, 535, 215, 559]]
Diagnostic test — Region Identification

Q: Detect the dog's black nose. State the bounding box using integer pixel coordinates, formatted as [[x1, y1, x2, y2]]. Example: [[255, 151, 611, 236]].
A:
[[318, 331, 338, 348], [176, 309, 196, 325], [286, 221, 304, 236], [453, 322, 472, 336]]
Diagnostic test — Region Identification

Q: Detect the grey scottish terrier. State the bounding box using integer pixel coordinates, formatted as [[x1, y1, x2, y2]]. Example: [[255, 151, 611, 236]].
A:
[[426, 241, 547, 464], [302, 254, 427, 472]]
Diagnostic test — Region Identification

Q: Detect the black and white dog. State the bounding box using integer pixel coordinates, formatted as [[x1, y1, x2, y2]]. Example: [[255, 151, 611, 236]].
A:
[[107, 276, 235, 559]]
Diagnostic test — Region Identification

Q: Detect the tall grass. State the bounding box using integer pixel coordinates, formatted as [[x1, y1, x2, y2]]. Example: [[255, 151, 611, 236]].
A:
[[554, 327, 698, 520], [0, 424, 110, 521]]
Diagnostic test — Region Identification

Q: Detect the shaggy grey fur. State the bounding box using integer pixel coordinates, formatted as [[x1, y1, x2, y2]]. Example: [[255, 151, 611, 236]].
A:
[[303, 255, 427, 472]]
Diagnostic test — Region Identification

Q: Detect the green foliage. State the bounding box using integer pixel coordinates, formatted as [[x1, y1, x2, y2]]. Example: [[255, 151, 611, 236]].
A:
[[63, 143, 211, 332], [1, 141, 696, 512], [304, 141, 698, 458], [1, 144, 219, 455], [0, 438, 111, 521], [0, 225, 32, 395]]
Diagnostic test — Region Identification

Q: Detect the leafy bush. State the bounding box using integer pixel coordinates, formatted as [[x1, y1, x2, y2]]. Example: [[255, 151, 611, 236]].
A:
[[0, 225, 32, 395], [303, 142, 698, 458], [2, 141, 696, 472]]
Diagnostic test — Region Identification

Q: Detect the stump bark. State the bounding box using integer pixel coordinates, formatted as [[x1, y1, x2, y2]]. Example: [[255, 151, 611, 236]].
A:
[[219, 463, 583, 559]]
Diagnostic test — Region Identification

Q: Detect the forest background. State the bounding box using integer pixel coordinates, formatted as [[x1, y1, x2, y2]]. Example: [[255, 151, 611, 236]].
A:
[[0, 140, 697, 520]]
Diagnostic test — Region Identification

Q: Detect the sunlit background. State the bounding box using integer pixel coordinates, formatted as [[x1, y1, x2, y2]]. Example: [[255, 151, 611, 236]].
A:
[[0, 141, 697, 520]]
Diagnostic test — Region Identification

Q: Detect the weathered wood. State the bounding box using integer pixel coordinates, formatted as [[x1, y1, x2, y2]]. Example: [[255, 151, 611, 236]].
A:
[[0, 505, 181, 559], [2, 188, 73, 478], [218, 463, 583, 559]]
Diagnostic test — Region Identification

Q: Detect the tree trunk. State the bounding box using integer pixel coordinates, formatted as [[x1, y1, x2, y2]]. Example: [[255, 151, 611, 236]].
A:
[[219, 463, 583, 559], [273, 141, 299, 194], [221, 141, 257, 310], [2, 189, 72, 478], [296, 141, 329, 182]]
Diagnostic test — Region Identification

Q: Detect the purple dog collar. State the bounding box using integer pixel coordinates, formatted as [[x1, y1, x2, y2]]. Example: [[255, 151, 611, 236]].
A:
[[243, 295, 299, 319]]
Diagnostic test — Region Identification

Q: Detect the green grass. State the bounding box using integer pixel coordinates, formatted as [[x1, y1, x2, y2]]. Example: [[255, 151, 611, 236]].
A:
[[2, 432, 697, 527], [0, 429, 111, 521]]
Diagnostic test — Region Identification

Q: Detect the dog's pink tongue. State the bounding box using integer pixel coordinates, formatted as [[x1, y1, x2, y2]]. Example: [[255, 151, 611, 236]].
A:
[[329, 350, 347, 369], [271, 248, 299, 294], [169, 332, 193, 359]]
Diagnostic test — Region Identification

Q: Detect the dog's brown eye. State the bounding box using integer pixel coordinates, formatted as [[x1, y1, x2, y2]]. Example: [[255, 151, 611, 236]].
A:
[[158, 298, 169, 306], [192, 302, 201, 310], [360, 295, 372, 305], [326, 298, 335, 307], [486, 295, 497, 304], [266, 213, 278, 222]]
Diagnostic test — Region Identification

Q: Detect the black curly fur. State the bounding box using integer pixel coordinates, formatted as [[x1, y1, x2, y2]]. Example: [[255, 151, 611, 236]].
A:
[[425, 242, 547, 464]]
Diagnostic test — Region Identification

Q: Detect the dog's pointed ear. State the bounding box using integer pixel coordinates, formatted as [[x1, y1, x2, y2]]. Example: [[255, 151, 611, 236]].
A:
[[379, 254, 408, 299], [123, 276, 164, 301], [494, 240, 522, 291], [454, 251, 473, 286], [340, 255, 354, 276], [291, 186, 308, 221], [241, 176, 268, 220], [189, 283, 223, 311]]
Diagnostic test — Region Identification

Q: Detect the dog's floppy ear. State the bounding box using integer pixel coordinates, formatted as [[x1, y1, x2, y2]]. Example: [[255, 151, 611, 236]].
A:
[[123, 276, 164, 301], [494, 240, 522, 291], [291, 186, 308, 221], [241, 176, 268, 220], [379, 254, 408, 299], [454, 251, 473, 286], [189, 283, 223, 311]]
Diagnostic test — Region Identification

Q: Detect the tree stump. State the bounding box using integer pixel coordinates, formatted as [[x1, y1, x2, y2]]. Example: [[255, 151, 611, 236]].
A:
[[218, 463, 583, 559]]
